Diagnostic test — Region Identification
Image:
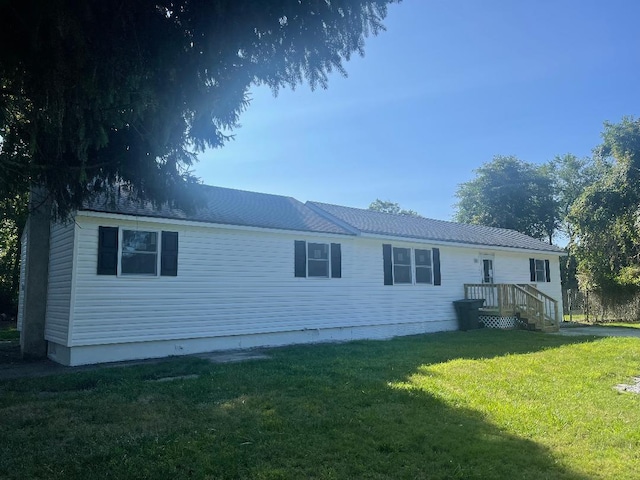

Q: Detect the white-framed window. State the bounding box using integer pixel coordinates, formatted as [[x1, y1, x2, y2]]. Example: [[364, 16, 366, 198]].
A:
[[530, 258, 550, 283], [384, 244, 440, 286], [534, 259, 546, 282], [294, 240, 342, 279], [308, 242, 330, 277], [121, 230, 159, 275], [393, 247, 412, 284], [415, 248, 433, 284], [97, 226, 178, 277]]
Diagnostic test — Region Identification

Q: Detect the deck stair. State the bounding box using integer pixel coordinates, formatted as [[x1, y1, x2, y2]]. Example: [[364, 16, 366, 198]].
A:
[[463, 283, 560, 332]]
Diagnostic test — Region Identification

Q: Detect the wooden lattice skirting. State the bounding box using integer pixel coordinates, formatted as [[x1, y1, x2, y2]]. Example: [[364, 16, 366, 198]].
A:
[[479, 315, 518, 329]]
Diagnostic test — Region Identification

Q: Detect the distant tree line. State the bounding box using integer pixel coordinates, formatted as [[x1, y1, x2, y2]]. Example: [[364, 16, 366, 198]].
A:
[[368, 199, 421, 217]]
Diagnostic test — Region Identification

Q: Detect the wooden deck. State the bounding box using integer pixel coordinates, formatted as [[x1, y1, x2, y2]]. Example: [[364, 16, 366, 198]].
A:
[[464, 283, 560, 332]]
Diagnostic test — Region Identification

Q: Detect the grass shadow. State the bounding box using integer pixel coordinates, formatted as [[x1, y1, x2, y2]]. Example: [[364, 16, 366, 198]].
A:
[[0, 330, 605, 479]]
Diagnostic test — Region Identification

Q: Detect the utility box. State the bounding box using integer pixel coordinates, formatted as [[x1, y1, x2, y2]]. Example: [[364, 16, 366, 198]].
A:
[[453, 299, 485, 331]]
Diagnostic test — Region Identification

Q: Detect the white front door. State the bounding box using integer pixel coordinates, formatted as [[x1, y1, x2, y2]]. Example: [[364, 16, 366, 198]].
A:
[[480, 255, 494, 284]]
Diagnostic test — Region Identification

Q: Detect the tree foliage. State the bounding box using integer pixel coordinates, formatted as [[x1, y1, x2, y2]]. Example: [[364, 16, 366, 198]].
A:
[[452, 118, 640, 315], [0, 0, 397, 217], [570, 117, 640, 296], [0, 192, 28, 315], [368, 199, 421, 217], [454, 155, 557, 243], [548, 154, 601, 242]]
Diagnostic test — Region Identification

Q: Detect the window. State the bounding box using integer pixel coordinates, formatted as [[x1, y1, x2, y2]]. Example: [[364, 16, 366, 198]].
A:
[[308, 243, 329, 277], [529, 258, 550, 283], [415, 249, 432, 284], [97, 226, 178, 276], [383, 244, 441, 286], [294, 241, 341, 278], [393, 247, 412, 284], [122, 230, 158, 275], [534, 259, 545, 282]]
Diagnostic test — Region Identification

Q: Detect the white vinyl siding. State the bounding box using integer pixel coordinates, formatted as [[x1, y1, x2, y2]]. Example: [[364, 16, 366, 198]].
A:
[[489, 252, 562, 305], [65, 213, 564, 352], [69, 216, 460, 346], [44, 221, 75, 344]]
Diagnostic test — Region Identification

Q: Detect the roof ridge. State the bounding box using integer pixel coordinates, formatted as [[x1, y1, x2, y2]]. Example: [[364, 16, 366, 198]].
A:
[[308, 200, 528, 236], [307, 200, 564, 253], [199, 183, 299, 203]]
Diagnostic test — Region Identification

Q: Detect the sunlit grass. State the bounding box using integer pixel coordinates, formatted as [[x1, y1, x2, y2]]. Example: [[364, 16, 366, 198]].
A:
[[391, 337, 640, 478], [563, 313, 587, 322], [1, 330, 639, 479]]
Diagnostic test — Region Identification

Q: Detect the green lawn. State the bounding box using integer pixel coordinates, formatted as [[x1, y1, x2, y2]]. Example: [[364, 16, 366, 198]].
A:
[[602, 322, 640, 329], [563, 314, 640, 329], [0, 326, 19, 340], [1, 330, 640, 479], [563, 313, 588, 322]]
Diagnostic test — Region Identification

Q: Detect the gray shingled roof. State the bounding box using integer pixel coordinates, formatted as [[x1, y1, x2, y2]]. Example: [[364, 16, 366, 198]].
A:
[[83, 184, 565, 252], [307, 201, 565, 253], [83, 185, 354, 235]]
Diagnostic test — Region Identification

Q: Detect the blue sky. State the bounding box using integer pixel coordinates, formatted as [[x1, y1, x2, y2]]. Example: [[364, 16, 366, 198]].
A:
[[195, 0, 640, 221]]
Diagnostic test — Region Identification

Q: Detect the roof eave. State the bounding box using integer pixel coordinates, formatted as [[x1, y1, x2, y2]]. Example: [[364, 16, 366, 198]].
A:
[[358, 232, 567, 255], [77, 210, 356, 238]]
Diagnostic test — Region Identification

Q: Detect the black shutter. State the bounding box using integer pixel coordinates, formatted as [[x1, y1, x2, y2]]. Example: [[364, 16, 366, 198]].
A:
[[529, 258, 536, 282], [383, 244, 393, 285], [294, 240, 307, 277], [544, 259, 551, 282], [97, 226, 118, 275], [432, 248, 441, 286], [161, 231, 178, 276], [331, 243, 341, 278]]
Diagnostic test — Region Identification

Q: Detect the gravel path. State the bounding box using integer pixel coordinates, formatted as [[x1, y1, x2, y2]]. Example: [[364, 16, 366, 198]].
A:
[[552, 324, 640, 338]]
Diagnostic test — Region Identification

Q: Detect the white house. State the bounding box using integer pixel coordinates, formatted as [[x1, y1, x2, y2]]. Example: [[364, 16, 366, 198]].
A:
[[18, 185, 565, 366]]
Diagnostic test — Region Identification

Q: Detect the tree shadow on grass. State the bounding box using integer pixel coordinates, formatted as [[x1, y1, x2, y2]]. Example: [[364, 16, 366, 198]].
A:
[[0, 330, 600, 479], [238, 330, 597, 479]]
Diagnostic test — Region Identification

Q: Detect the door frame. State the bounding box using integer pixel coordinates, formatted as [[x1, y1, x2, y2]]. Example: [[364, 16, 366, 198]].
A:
[[480, 254, 495, 284]]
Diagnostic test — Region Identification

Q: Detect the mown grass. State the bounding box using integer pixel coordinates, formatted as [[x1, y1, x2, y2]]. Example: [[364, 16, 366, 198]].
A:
[[563, 314, 640, 329], [1, 330, 639, 479], [563, 313, 588, 322], [0, 326, 19, 340], [601, 322, 640, 329]]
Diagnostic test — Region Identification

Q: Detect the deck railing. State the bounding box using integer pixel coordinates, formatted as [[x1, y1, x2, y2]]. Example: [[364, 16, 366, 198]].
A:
[[463, 283, 559, 331]]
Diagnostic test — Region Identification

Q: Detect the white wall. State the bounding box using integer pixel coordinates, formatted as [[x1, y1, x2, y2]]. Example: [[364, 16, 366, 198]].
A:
[[51, 213, 563, 364], [69, 216, 473, 347], [492, 250, 563, 312], [44, 221, 75, 344]]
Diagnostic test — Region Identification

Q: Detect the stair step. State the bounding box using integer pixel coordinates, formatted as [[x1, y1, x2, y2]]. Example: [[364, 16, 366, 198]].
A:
[[541, 325, 559, 333], [519, 316, 558, 332]]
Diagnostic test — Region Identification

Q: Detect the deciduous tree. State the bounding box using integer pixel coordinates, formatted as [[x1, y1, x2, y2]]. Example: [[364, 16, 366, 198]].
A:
[[570, 117, 640, 296], [368, 199, 421, 217], [454, 155, 558, 243]]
